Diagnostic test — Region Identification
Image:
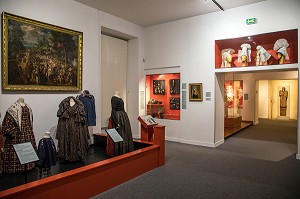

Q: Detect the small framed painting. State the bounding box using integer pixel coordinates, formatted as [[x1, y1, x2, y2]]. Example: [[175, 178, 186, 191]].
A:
[[189, 83, 203, 101]]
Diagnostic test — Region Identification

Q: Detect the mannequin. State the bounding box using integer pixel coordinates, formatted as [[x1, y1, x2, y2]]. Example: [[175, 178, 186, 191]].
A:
[[114, 91, 120, 98], [238, 43, 251, 66], [17, 97, 25, 107], [277, 53, 285, 65], [241, 54, 248, 66], [69, 98, 75, 107], [83, 90, 90, 95], [2, 99, 36, 173], [273, 38, 289, 64], [106, 92, 134, 156], [37, 131, 58, 179], [56, 96, 90, 161], [221, 48, 235, 68], [256, 45, 271, 66], [44, 131, 51, 138], [77, 90, 96, 127]]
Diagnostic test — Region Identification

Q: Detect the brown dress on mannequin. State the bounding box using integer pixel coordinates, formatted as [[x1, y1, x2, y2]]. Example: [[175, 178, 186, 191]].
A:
[[56, 96, 90, 161]]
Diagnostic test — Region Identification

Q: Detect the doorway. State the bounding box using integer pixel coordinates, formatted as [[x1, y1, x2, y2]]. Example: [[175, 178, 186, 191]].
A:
[[215, 70, 299, 159], [256, 79, 298, 121], [101, 34, 128, 128]]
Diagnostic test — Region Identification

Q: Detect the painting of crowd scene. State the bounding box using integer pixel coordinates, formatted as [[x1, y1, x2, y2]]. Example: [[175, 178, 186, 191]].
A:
[[2, 12, 82, 91]]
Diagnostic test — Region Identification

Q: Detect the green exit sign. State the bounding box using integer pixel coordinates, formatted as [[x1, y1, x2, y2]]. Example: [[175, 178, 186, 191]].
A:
[[246, 18, 257, 25]]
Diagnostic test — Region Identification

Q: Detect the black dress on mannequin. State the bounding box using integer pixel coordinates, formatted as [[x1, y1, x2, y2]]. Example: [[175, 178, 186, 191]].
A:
[[107, 96, 134, 156]]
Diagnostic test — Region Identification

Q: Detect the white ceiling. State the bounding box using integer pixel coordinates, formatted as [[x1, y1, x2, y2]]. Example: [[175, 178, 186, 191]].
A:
[[74, 0, 267, 27]]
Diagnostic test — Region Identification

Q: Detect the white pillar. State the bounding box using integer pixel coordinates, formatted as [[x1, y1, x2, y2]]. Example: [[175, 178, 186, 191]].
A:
[[214, 73, 225, 146]]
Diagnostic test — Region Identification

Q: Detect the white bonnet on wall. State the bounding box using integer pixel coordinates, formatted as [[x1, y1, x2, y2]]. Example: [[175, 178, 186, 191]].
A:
[[238, 43, 251, 63], [221, 48, 235, 68]]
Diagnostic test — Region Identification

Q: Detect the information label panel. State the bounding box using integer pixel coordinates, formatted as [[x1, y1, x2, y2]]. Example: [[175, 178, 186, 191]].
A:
[[139, 115, 158, 125], [13, 142, 39, 165], [105, 128, 124, 143]]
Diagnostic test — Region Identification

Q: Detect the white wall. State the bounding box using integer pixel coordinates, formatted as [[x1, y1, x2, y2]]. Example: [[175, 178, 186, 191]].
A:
[[0, 0, 100, 143], [258, 80, 269, 118], [144, 0, 300, 147], [101, 35, 128, 128], [98, 11, 145, 138], [0, 0, 145, 143]]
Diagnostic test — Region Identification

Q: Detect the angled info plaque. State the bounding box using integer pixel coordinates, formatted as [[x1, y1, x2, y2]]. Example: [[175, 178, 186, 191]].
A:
[[139, 115, 158, 126], [105, 128, 124, 143], [13, 142, 39, 165]]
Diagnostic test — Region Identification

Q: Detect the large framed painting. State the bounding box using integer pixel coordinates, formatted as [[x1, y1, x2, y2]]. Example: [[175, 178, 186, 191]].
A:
[[1, 12, 83, 91], [189, 83, 203, 101], [153, 80, 165, 95]]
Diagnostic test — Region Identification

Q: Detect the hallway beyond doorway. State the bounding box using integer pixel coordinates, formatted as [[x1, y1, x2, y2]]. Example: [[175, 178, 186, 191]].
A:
[[220, 118, 297, 161]]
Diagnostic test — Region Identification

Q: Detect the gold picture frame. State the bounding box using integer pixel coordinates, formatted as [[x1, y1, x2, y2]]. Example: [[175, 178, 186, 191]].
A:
[[1, 12, 83, 91], [189, 83, 203, 101]]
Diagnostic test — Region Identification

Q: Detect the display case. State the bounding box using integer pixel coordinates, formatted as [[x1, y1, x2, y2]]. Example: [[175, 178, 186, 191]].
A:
[[224, 77, 243, 128], [147, 104, 164, 118], [145, 73, 180, 120], [215, 29, 298, 69]]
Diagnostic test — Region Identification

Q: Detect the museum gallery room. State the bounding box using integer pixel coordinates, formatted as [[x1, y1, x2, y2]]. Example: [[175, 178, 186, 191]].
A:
[[0, 0, 300, 198]]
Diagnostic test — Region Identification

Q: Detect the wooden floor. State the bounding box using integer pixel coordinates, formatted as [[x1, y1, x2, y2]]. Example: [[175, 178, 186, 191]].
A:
[[224, 121, 253, 139]]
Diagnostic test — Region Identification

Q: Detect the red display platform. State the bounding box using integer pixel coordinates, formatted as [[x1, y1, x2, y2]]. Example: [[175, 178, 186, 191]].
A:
[[0, 135, 165, 199]]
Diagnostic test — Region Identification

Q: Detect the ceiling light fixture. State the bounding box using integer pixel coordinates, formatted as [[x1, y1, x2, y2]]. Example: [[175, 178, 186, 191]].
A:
[[212, 0, 224, 11]]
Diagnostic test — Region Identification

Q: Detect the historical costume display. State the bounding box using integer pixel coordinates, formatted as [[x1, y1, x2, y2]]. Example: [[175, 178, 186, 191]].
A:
[[273, 38, 289, 64], [1, 98, 37, 173], [221, 48, 235, 68], [279, 87, 288, 116], [37, 132, 59, 179], [238, 43, 251, 66], [56, 96, 90, 161], [256, 45, 271, 66], [106, 92, 134, 157], [77, 90, 96, 126]]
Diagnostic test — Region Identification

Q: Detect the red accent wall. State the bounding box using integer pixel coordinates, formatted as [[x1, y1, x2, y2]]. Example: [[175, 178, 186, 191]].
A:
[[146, 73, 180, 119]]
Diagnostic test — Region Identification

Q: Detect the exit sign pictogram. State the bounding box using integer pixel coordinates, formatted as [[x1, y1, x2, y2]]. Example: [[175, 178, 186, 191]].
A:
[[246, 18, 257, 25]]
